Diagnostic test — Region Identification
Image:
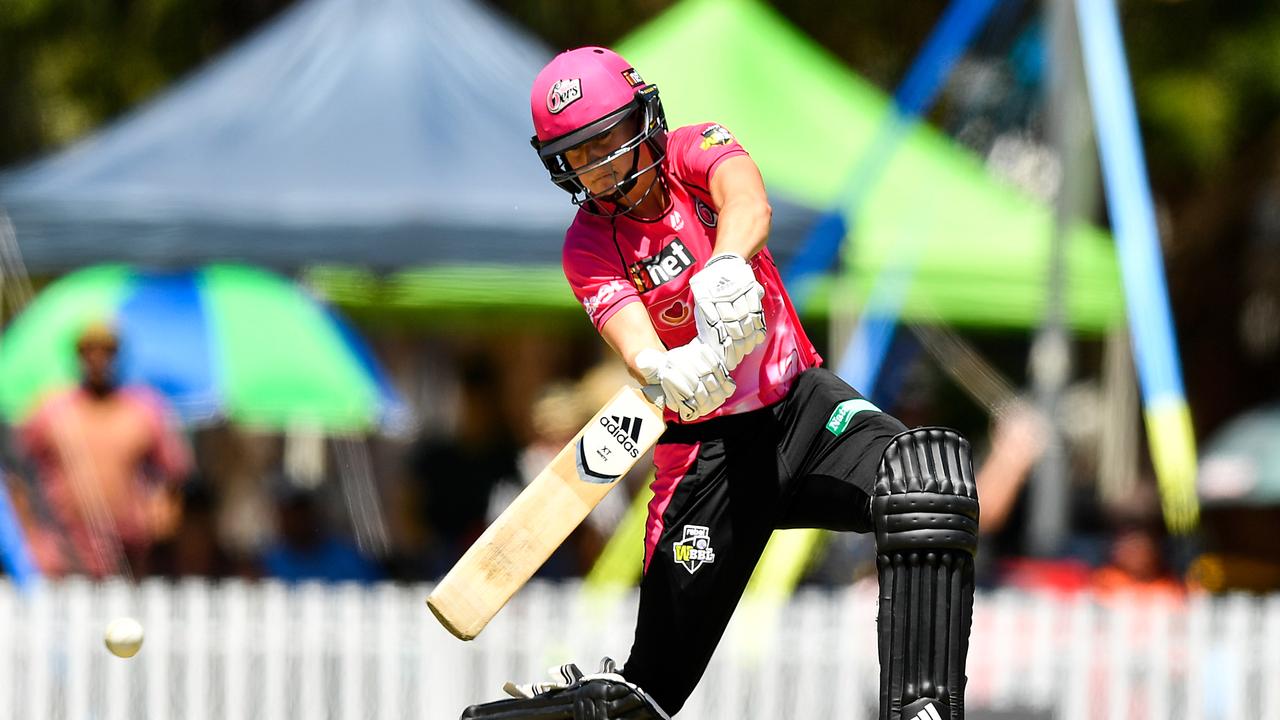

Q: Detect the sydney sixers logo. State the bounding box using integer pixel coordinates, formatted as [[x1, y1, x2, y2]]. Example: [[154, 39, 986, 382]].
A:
[[582, 279, 629, 318], [657, 299, 691, 328], [694, 197, 718, 227], [546, 78, 582, 114]]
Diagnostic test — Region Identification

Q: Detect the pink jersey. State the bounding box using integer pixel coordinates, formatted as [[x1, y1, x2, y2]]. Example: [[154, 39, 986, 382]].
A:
[[562, 122, 822, 423]]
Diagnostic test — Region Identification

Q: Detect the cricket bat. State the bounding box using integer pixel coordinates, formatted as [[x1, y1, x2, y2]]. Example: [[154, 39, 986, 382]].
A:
[[427, 385, 666, 640]]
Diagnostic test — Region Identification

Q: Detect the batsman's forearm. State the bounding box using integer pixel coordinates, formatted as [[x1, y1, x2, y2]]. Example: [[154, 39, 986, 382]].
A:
[[711, 196, 771, 259], [600, 302, 667, 382]]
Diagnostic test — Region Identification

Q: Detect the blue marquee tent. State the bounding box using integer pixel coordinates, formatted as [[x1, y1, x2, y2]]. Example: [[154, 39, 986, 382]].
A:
[[0, 0, 817, 275]]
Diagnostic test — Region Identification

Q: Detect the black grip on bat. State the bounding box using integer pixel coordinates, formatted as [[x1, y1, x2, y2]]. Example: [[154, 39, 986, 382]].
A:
[[461, 678, 670, 720], [873, 427, 979, 720]]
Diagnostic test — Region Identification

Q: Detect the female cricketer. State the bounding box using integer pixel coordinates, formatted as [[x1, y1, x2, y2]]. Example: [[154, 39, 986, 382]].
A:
[[463, 47, 980, 720]]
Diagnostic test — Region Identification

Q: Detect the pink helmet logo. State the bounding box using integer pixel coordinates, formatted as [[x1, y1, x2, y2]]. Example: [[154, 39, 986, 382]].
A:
[[546, 78, 582, 115]]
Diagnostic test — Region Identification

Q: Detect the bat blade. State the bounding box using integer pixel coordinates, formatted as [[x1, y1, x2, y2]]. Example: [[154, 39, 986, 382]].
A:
[[427, 385, 665, 640]]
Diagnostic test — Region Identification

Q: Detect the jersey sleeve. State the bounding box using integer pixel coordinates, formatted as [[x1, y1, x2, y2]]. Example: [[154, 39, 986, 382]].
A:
[[666, 122, 750, 191], [562, 228, 641, 330]]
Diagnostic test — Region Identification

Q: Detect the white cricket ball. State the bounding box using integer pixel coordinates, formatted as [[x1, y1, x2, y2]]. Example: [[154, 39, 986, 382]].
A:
[[104, 617, 144, 658]]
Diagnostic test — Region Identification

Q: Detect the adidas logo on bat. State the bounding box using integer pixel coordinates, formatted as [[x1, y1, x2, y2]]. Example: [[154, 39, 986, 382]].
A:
[[910, 702, 944, 720], [608, 415, 643, 442], [599, 415, 644, 458]]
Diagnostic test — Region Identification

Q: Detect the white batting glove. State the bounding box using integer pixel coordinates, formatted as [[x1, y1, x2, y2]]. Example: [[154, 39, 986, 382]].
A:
[[635, 342, 736, 422], [688, 253, 767, 370]]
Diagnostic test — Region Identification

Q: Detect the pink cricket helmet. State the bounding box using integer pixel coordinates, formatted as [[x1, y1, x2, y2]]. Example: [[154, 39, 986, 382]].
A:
[[529, 46, 668, 213]]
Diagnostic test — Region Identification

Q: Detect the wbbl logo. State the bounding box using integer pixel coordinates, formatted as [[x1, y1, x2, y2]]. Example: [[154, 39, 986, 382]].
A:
[[673, 525, 716, 574]]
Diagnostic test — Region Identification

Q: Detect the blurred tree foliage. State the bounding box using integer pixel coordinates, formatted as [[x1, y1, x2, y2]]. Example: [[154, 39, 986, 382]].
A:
[[1122, 1, 1280, 194], [0, 0, 295, 166], [4, 0, 1278, 196]]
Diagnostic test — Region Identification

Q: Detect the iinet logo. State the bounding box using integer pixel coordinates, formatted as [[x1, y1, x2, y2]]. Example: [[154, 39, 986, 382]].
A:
[[627, 239, 695, 293]]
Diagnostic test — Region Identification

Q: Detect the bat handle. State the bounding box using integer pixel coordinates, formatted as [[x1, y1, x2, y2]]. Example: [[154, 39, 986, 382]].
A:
[[641, 384, 664, 407]]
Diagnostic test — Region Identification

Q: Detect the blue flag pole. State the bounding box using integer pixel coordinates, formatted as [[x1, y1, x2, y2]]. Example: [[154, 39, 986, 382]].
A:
[[737, 0, 1000, 612], [783, 0, 999, 397], [1074, 0, 1198, 531], [0, 466, 40, 590]]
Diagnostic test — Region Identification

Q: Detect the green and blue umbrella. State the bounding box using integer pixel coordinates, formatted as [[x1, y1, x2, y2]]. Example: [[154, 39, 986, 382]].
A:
[[0, 264, 406, 433]]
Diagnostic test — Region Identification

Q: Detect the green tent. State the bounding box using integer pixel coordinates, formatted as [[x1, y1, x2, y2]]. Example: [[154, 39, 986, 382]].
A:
[[617, 0, 1124, 331], [587, 0, 1127, 597]]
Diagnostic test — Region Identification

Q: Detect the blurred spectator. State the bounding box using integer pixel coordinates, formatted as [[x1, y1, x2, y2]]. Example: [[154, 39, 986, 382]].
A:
[[1090, 518, 1184, 598], [407, 357, 519, 578], [972, 399, 1096, 592], [1090, 487, 1185, 598], [149, 480, 240, 579], [260, 476, 381, 583], [17, 320, 191, 577], [976, 400, 1050, 536], [1193, 401, 1280, 591]]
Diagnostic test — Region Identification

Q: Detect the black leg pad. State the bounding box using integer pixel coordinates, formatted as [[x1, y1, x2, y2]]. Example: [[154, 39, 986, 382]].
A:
[[873, 427, 979, 720]]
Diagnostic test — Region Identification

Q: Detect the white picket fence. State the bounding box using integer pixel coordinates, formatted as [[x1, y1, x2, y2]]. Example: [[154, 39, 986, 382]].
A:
[[0, 578, 1277, 720]]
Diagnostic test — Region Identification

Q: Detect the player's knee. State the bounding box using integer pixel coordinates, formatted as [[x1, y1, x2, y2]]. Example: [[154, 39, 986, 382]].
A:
[[872, 427, 979, 556]]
